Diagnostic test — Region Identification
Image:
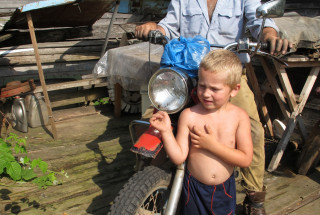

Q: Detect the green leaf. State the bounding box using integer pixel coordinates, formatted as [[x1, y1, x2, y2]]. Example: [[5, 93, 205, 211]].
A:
[[6, 161, 22, 181], [1, 134, 65, 189], [47, 172, 56, 181], [18, 138, 26, 146], [0, 151, 15, 162], [0, 158, 8, 174], [7, 133, 18, 142], [39, 161, 48, 174], [45, 180, 54, 186], [31, 158, 41, 169], [21, 168, 37, 181], [0, 143, 11, 153], [23, 156, 30, 164], [14, 144, 21, 154], [32, 175, 51, 189], [20, 145, 27, 154]]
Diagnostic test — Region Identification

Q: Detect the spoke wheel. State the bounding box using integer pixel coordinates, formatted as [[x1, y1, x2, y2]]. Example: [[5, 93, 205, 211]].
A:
[[108, 166, 172, 215]]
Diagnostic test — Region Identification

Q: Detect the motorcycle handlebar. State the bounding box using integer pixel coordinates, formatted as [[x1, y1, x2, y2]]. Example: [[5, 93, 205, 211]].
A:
[[147, 31, 287, 65], [148, 30, 269, 52]]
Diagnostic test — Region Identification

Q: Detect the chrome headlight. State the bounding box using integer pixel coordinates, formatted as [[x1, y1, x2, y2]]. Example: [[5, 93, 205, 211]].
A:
[[148, 68, 193, 114]]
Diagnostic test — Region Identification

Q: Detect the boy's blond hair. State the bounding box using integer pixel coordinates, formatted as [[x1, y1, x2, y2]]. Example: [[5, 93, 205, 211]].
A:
[[199, 49, 242, 89]]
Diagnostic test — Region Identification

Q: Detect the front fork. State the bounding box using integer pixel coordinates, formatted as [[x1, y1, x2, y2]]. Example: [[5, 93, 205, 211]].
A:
[[165, 162, 185, 215]]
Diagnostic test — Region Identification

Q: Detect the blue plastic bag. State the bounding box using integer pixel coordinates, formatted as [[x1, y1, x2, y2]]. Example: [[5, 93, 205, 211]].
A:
[[160, 36, 210, 78]]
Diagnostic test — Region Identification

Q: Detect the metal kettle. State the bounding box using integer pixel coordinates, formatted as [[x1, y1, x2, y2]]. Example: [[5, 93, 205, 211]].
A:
[[11, 96, 28, 133]]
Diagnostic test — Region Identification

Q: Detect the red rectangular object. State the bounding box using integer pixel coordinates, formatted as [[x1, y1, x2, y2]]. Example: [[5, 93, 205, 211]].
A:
[[130, 126, 163, 158]]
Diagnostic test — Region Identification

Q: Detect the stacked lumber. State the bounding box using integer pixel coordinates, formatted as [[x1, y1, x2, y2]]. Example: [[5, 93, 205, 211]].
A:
[[0, 39, 119, 87]]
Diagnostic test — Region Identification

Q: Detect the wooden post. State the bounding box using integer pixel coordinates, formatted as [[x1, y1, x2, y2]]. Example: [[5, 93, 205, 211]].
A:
[[100, 0, 120, 57], [26, 12, 57, 139], [245, 63, 274, 137]]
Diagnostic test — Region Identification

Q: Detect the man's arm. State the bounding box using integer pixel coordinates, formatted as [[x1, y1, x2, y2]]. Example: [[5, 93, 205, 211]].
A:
[[245, 0, 292, 55], [135, 0, 181, 40]]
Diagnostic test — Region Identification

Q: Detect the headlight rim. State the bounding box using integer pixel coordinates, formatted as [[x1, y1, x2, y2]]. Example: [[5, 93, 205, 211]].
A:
[[148, 68, 192, 114]]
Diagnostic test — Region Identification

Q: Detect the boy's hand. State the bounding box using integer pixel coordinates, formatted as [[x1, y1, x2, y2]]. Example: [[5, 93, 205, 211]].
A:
[[190, 124, 217, 151], [150, 111, 171, 133]]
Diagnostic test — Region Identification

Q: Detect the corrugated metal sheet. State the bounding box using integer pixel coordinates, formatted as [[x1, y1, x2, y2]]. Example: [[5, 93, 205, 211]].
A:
[[2, 0, 116, 30]]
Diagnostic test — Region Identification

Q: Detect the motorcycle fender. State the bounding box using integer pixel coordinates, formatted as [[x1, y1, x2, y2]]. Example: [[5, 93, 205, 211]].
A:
[[130, 126, 163, 158]]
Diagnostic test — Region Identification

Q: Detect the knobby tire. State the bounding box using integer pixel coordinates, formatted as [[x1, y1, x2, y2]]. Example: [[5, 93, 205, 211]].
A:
[[108, 166, 172, 215]]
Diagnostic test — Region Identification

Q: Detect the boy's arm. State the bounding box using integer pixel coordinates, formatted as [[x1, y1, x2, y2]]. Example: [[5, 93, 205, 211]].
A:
[[233, 112, 253, 167], [150, 111, 189, 165], [190, 112, 253, 168]]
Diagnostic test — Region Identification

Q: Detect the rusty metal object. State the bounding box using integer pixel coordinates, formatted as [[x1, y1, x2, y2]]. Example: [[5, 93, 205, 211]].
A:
[[0, 79, 36, 98]]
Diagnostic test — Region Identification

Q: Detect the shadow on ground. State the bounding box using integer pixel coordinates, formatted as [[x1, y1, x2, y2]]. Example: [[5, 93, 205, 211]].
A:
[[86, 106, 140, 214]]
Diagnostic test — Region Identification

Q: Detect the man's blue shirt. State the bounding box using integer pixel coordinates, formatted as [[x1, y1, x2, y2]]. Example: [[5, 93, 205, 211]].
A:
[[158, 0, 279, 46]]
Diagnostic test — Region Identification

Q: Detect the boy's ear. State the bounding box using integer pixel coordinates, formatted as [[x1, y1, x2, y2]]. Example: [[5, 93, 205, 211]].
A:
[[230, 84, 240, 98]]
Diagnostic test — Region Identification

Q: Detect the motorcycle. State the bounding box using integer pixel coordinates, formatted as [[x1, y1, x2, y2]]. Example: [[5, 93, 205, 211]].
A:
[[108, 1, 287, 214]]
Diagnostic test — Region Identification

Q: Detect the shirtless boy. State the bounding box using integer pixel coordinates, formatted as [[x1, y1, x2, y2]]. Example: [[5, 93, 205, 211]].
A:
[[150, 49, 253, 215]]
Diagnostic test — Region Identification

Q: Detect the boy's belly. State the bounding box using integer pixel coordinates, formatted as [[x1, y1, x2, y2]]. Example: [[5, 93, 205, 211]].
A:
[[187, 149, 234, 185]]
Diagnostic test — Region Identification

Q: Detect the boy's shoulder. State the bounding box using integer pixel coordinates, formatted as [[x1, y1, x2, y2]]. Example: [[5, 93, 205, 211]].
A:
[[183, 103, 203, 114], [227, 103, 249, 119], [179, 105, 200, 119]]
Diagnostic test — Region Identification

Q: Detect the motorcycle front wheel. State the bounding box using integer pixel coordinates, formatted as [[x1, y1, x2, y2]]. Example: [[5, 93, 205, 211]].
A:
[[108, 166, 173, 215]]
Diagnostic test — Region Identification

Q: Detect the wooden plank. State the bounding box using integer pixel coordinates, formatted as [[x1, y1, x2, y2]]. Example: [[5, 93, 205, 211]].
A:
[[299, 67, 320, 109], [268, 66, 320, 172], [286, 61, 320, 68], [1, 110, 319, 214], [263, 166, 320, 215], [274, 61, 298, 112], [0, 33, 13, 42], [0, 61, 97, 75], [101, 1, 120, 57], [27, 11, 57, 139], [246, 63, 274, 137], [52, 105, 100, 121], [33, 78, 107, 93], [267, 117, 297, 172], [0, 52, 101, 66], [0, 45, 102, 57], [49, 87, 107, 108], [268, 185, 320, 215], [0, 111, 137, 214], [297, 120, 320, 175], [0, 40, 105, 51], [259, 56, 290, 121], [289, 198, 320, 215]]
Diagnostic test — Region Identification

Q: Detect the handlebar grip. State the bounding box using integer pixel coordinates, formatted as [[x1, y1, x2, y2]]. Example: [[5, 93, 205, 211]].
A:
[[260, 42, 292, 52], [148, 30, 168, 45]]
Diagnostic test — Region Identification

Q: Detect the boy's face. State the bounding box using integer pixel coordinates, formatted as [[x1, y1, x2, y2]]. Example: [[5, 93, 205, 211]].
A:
[[197, 68, 239, 111]]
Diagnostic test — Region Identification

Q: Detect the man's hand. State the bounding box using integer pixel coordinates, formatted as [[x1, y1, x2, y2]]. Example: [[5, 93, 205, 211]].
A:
[[262, 27, 293, 55], [135, 22, 165, 40]]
